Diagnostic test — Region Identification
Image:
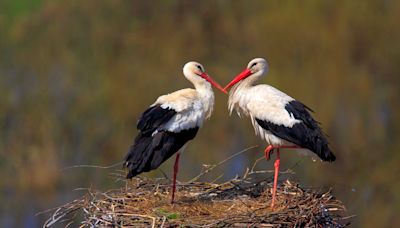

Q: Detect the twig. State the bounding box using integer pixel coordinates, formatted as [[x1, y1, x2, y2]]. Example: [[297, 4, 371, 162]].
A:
[[187, 145, 258, 183], [61, 161, 124, 171]]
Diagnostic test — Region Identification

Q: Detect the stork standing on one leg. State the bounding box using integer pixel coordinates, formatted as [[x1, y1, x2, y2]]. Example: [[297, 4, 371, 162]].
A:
[[124, 61, 226, 203], [223, 58, 336, 208]]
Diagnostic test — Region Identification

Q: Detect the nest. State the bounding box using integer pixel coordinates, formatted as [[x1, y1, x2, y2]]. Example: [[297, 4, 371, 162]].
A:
[[42, 171, 350, 227]]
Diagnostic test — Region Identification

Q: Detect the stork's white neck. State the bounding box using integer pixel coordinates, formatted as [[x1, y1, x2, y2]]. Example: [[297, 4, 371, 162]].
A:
[[193, 81, 214, 119], [183, 71, 215, 119], [193, 79, 212, 92], [231, 75, 258, 93], [228, 75, 260, 116]]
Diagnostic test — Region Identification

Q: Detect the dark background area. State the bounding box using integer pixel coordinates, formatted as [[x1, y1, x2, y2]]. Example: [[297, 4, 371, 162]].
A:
[[1, 0, 399, 227]]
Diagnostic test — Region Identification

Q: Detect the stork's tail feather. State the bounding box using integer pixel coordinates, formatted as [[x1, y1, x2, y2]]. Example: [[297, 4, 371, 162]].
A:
[[318, 144, 336, 162], [124, 133, 154, 178], [310, 135, 336, 162]]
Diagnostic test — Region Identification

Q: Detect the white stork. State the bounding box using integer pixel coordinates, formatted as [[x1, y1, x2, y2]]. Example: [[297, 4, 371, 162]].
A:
[[224, 58, 336, 208], [124, 61, 226, 203]]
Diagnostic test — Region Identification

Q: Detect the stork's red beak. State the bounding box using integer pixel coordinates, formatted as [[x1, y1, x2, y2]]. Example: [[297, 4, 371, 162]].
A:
[[223, 68, 252, 92], [200, 73, 227, 94]]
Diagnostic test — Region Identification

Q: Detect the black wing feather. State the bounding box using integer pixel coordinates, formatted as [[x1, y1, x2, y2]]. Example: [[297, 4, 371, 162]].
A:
[[124, 104, 199, 178], [256, 100, 336, 162], [124, 128, 199, 178], [137, 105, 176, 135]]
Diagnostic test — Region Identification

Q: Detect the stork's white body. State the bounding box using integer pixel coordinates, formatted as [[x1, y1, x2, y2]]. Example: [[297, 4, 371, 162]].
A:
[[225, 58, 334, 161], [153, 85, 214, 134], [228, 83, 298, 146]]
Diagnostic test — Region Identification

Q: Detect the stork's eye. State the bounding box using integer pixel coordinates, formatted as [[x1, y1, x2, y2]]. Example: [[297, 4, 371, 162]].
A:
[[196, 65, 203, 71], [251, 62, 257, 68]]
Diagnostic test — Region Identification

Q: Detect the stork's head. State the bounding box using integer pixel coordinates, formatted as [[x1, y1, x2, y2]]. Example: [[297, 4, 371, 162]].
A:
[[183, 61, 226, 94], [224, 58, 269, 92]]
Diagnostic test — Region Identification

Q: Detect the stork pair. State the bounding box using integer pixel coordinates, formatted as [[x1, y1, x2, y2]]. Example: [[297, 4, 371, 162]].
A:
[[124, 58, 336, 208]]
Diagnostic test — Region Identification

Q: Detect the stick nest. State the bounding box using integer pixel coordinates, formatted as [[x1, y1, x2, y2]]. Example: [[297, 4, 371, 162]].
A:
[[43, 172, 350, 227]]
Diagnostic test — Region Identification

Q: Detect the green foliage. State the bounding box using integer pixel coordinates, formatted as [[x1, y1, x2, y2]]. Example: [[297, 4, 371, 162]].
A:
[[156, 208, 180, 220], [1, 0, 399, 227]]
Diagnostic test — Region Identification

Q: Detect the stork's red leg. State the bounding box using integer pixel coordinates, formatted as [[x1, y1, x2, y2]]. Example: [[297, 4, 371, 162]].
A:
[[264, 145, 274, 160], [264, 145, 300, 208], [271, 148, 280, 209], [171, 152, 180, 204]]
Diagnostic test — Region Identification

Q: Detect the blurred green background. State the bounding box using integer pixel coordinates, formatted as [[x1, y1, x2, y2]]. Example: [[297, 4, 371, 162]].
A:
[[1, 0, 399, 227]]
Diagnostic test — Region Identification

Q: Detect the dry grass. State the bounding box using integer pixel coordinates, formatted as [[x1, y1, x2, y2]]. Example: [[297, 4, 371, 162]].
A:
[[42, 170, 351, 227]]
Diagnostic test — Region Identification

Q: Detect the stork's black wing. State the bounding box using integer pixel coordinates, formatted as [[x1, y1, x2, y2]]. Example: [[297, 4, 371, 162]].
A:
[[256, 100, 336, 162], [124, 104, 199, 178], [137, 105, 177, 135]]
